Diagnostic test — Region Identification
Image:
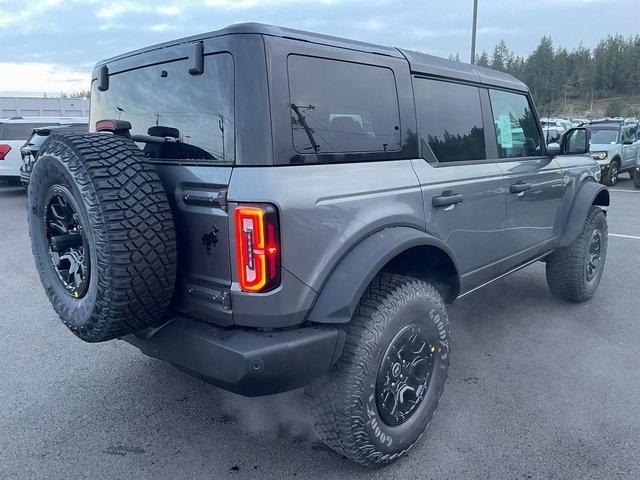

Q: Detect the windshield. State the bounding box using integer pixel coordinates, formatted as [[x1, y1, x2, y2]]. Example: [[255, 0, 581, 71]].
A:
[[589, 128, 618, 144]]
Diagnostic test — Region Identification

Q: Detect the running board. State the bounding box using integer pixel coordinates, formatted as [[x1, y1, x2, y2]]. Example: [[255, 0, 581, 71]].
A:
[[458, 252, 550, 299]]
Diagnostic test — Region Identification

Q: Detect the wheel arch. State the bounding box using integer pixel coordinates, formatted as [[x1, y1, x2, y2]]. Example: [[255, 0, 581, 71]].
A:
[[306, 226, 460, 325], [558, 181, 609, 248]]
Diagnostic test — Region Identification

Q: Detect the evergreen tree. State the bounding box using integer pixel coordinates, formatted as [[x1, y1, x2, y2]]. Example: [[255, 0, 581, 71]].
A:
[[457, 34, 640, 113], [476, 51, 490, 67]]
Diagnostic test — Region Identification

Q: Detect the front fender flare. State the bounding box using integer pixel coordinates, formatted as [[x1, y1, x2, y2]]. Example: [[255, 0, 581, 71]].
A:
[[306, 227, 459, 324], [559, 182, 609, 248]]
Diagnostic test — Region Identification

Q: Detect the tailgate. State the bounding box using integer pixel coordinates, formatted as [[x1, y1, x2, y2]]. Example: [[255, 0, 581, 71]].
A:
[[154, 164, 234, 326]]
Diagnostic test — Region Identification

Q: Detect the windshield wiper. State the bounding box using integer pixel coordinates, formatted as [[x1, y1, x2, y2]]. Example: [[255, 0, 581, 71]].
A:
[[291, 103, 319, 154]]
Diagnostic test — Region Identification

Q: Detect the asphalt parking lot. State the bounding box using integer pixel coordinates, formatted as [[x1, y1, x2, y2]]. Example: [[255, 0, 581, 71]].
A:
[[1, 177, 639, 480]]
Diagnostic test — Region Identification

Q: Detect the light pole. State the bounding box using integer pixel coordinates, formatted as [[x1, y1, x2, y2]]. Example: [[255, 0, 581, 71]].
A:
[[470, 0, 478, 64]]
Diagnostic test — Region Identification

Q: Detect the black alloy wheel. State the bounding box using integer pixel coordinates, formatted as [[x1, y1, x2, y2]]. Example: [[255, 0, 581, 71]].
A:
[[585, 229, 603, 283], [44, 185, 90, 298], [376, 325, 440, 427]]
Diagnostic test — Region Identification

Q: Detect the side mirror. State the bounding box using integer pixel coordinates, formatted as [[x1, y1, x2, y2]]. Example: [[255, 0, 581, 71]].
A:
[[560, 127, 590, 155], [547, 143, 561, 156], [622, 139, 634, 145]]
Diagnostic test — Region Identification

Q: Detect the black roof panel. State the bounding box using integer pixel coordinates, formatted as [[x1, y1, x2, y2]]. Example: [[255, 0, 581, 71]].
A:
[[95, 22, 526, 91]]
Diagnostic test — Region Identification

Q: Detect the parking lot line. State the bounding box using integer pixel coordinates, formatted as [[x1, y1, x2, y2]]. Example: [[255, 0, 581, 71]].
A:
[[610, 189, 640, 193], [609, 233, 640, 240]]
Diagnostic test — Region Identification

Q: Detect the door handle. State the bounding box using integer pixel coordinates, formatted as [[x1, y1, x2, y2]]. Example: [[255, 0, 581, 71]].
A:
[[432, 193, 464, 208], [510, 182, 532, 194]]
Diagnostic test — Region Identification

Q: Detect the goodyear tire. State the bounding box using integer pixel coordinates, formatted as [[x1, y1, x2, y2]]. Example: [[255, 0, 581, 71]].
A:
[[27, 132, 177, 342], [306, 274, 450, 468], [546, 206, 607, 303]]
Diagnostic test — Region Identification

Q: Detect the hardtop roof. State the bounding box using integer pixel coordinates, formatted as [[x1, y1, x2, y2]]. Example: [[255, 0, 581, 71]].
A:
[[94, 22, 527, 92]]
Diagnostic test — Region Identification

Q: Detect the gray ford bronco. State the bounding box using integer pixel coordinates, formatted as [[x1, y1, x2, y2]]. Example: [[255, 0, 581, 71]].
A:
[[27, 24, 610, 468]]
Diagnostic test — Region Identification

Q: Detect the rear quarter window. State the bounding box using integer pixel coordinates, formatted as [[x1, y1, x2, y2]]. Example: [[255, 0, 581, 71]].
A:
[[90, 52, 234, 164], [287, 55, 401, 157]]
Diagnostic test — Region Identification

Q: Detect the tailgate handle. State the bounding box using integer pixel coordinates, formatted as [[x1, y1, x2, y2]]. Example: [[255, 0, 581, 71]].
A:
[[181, 189, 227, 209]]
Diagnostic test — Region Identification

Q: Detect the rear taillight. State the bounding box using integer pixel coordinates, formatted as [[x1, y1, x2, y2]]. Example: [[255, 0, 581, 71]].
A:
[[235, 204, 281, 293], [0, 144, 11, 160]]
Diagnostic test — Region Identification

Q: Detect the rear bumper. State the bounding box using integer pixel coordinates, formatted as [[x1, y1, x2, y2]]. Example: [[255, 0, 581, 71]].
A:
[[123, 317, 344, 396]]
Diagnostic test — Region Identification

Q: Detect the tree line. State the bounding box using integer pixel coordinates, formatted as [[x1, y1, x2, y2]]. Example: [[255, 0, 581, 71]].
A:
[[455, 34, 640, 116]]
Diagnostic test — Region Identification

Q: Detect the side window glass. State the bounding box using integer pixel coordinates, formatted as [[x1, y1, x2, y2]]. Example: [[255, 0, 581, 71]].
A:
[[622, 127, 635, 143], [287, 55, 401, 156], [489, 90, 543, 158], [413, 78, 486, 163]]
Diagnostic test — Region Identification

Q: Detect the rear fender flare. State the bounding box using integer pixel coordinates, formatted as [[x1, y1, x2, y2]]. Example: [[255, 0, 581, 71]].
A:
[[306, 227, 460, 324], [559, 182, 609, 248]]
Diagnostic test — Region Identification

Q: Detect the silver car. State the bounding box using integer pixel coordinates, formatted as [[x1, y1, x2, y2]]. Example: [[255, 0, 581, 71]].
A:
[[588, 121, 640, 186]]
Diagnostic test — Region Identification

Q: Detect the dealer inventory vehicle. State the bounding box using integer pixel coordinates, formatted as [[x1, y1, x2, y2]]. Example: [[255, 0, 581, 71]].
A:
[[20, 122, 88, 187], [0, 116, 86, 183], [588, 120, 640, 186], [27, 24, 610, 468]]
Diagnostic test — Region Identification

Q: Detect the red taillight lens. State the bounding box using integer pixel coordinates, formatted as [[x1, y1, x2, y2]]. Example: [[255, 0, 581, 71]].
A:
[[235, 204, 281, 293], [0, 144, 11, 160]]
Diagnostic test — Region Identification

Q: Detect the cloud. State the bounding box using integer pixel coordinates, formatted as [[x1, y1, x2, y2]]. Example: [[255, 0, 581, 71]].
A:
[[96, 1, 183, 19], [0, 0, 64, 29], [146, 23, 179, 32], [0, 0, 638, 94], [0, 63, 90, 94], [203, 0, 337, 8]]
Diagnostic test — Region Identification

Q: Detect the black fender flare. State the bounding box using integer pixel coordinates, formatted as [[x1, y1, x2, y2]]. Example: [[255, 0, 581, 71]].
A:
[[306, 227, 460, 324], [558, 182, 609, 248]]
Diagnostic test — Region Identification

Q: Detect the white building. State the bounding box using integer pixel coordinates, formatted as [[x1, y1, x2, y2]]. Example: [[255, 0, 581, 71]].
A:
[[0, 97, 89, 118]]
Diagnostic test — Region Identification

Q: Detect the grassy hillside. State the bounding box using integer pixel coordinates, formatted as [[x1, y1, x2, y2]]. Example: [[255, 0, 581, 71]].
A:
[[539, 95, 640, 119]]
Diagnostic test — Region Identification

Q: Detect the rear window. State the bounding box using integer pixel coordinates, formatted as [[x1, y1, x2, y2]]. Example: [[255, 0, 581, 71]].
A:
[[90, 53, 234, 163], [26, 131, 51, 148], [1, 123, 50, 140], [287, 55, 401, 155]]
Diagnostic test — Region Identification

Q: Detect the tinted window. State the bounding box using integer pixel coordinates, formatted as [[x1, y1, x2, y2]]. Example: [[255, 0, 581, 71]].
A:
[[543, 128, 562, 144], [489, 90, 543, 158], [90, 53, 234, 163], [622, 126, 636, 143], [288, 55, 401, 155], [414, 79, 486, 163], [1, 123, 50, 140], [26, 131, 51, 147]]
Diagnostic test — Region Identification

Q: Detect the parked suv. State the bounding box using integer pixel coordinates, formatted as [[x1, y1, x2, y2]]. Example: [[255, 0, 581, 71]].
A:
[[588, 120, 640, 186], [27, 24, 609, 468], [0, 116, 86, 182], [19, 122, 88, 187]]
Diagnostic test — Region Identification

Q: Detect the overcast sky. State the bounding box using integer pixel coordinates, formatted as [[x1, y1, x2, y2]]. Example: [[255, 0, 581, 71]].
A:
[[0, 0, 638, 96]]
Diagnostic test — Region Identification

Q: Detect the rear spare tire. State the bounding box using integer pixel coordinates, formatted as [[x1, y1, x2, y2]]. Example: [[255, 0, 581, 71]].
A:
[[27, 132, 177, 342]]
